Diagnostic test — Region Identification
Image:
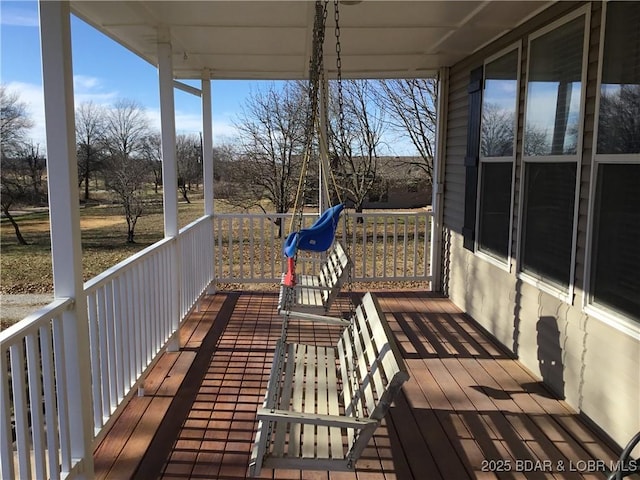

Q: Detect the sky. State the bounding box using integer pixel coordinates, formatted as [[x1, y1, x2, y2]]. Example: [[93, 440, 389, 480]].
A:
[[1, 0, 422, 157], [0, 0, 288, 152]]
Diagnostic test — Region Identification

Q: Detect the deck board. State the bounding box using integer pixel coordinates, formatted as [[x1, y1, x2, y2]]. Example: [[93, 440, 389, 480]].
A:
[[93, 290, 624, 479]]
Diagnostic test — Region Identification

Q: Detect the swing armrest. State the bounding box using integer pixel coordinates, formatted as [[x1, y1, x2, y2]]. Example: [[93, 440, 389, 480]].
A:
[[293, 283, 331, 291], [257, 408, 378, 429], [279, 310, 350, 326]]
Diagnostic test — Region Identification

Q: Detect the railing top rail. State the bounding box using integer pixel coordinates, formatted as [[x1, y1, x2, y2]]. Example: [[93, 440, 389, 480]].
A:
[[179, 214, 212, 235], [350, 211, 432, 217], [213, 212, 292, 218], [0, 297, 73, 345], [84, 236, 175, 292], [213, 210, 432, 218]]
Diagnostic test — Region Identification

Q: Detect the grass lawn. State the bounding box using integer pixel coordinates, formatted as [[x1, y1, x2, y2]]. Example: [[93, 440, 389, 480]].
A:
[[2, 196, 430, 328], [0, 195, 226, 295]]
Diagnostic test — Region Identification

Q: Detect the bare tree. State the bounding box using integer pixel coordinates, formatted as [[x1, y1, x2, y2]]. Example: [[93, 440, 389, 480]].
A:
[[233, 82, 308, 235], [1, 156, 31, 245], [481, 103, 515, 157], [103, 99, 151, 243], [1, 86, 37, 244], [140, 132, 163, 193], [176, 133, 203, 203], [1, 84, 34, 157], [523, 125, 551, 157], [17, 141, 47, 204], [330, 79, 385, 217], [597, 84, 640, 154], [76, 101, 107, 201], [373, 78, 437, 181], [211, 143, 240, 199]]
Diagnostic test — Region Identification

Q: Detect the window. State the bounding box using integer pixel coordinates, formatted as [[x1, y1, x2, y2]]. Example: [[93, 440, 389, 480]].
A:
[[591, 164, 640, 319], [478, 162, 513, 259], [522, 162, 576, 286], [524, 15, 585, 156], [589, 1, 640, 322], [519, 10, 587, 292], [477, 47, 519, 261]]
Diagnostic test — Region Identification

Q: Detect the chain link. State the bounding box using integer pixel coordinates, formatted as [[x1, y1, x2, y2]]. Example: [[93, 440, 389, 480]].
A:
[[294, 0, 329, 236], [334, 0, 346, 151], [333, 0, 355, 320], [333, 6, 359, 458]]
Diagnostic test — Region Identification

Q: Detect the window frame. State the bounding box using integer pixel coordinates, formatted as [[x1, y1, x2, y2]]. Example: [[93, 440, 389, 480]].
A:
[[475, 43, 521, 271], [583, 0, 640, 337], [515, 6, 590, 303]]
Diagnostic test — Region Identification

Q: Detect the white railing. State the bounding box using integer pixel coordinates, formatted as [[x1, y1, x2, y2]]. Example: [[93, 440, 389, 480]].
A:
[[1, 210, 427, 478], [214, 212, 289, 283], [213, 210, 432, 284], [346, 211, 432, 281], [1, 215, 215, 479], [84, 236, 178, 436], [179, 216, 215, 319], [1, 298, 76, 480]]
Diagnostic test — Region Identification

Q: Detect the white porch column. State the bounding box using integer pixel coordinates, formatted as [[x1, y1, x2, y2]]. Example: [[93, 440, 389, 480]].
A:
[[38, 1, 94, 476], [430, 67, 449, 292], [202, 70, 214, 216], [157, 31, 181, 350], [158, 34, 179, 237], [201, 70, 216, 294]]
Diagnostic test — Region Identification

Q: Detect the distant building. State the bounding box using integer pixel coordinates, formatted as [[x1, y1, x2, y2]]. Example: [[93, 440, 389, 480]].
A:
[[364, 156, 432, 209]]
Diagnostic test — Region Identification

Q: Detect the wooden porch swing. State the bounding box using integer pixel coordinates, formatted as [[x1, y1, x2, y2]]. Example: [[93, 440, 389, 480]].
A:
[[249, 292, 409, 476], [250, 2, 409, 475], [278, 0, 354, 314]]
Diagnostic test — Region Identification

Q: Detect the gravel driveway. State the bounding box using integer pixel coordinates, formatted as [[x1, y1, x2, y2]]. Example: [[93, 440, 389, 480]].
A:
[[1, 294, 54, 329]]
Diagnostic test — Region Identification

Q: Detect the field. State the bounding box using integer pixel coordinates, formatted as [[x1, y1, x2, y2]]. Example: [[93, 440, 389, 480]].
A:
[[1, 197, 211, 294], [1, 195, 430, 328]]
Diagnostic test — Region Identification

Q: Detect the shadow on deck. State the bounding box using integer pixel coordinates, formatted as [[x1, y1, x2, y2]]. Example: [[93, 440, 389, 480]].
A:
[[94, 290, 622, 479]]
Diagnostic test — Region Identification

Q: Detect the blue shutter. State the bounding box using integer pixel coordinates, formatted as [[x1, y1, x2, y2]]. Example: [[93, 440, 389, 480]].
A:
[[463, 66, 483, 251]]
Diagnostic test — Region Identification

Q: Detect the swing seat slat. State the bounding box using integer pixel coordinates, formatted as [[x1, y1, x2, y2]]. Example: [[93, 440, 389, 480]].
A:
[[278, 241, 350, 314], [249, 292, 409, 476]]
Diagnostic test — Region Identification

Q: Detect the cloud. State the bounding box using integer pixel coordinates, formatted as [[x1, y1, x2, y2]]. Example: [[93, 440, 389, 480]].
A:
[[5, 77, 119, 152], [146, 106, 241, 144], [73, 75, 101, 91], [73, 75, 119, 105], [4, 81, 46, 148], [0, 5, 39, 27], [9, 77, 240, 152]]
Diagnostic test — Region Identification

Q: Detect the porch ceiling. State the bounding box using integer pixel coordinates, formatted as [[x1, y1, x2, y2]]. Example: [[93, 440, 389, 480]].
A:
[[69, 0, 553, 80]]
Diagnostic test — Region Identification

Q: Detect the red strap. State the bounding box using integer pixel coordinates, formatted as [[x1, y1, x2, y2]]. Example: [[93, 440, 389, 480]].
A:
[[283, 257, 296, 287]]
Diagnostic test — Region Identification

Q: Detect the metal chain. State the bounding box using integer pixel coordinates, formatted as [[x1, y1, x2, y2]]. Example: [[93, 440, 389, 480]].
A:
[[334, 0, 346, 149], [333, 0, 355, 320], [293, 1, 328, 235], [282, 1, 329, 316], [333, 6, 359, 459]]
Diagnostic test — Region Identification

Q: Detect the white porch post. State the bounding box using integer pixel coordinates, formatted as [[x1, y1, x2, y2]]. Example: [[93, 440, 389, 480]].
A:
[[202, 70, 214, 216], [201, 70, 216, 294], [38, 1, 94, 476], [430, 67, 449, 292], [157, 31, 181, 351]]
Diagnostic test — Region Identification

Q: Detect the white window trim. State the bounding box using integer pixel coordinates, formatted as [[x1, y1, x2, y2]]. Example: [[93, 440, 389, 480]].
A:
[[582, 0, 640, 337], [515, 5, 591, 304], [475, 42, 522, 272]]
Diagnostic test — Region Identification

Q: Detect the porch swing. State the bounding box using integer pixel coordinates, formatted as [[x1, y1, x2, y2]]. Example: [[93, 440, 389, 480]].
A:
[[250, 2, 409, 476], [278, 160, 350, 314], [278, 0, 352, 314]]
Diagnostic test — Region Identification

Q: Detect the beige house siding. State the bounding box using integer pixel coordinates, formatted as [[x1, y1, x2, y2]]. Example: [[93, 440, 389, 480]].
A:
[[441, 1, 639, 450]]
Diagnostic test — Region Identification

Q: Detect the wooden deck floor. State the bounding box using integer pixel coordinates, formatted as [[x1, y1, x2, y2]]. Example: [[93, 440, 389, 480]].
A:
[[93, 290, 624, 480]]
